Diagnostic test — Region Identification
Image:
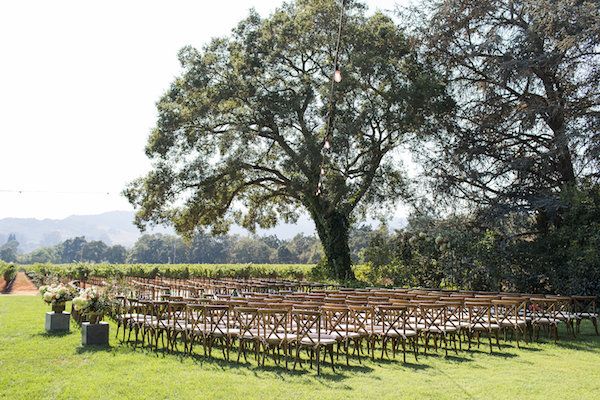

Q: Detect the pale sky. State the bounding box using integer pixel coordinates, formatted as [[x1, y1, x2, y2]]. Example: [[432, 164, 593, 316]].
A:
[[0, 0, 403, 220]]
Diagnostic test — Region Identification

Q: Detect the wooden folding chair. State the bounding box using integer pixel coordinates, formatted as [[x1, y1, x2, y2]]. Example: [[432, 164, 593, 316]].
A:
[[291, 309, 336, 375], [321, 306, 361, 365], [378, 305, 419, 362], [465, 300, 501, 353], [204, 305, 232, 359], [530, 297, 566, 341], [492, 298, 527, 347], [572, 296, 599, 335], [257, 308, 292, 368], [233, 307, 260, 363], [166, 301, 188, 352], [421, 303, 457, 356]]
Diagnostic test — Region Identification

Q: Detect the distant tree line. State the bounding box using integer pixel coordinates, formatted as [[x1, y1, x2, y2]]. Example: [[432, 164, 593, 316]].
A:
[[8, 231, 322, 264], [3, 225, 404, 266]]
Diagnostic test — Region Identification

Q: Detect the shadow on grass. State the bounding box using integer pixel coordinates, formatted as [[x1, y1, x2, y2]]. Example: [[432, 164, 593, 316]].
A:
[[517, 346, 542, 352], [459, 348, 518, 359], [76, 344, 113, 354], [111, 339, 382, 380], [554, 340, 600, 352], [33, 331, 73, 338]]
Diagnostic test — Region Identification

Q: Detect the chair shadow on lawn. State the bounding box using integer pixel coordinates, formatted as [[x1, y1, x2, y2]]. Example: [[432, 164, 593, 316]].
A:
[[113, 340, 381, 380], [554, 339, 600, 353], [195, 349, 376, 381]]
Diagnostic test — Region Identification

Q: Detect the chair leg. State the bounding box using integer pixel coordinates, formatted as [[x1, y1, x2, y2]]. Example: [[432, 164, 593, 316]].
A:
[[293, 346, 300, 370], [443, 334, 448, 357], [329, 345, 335, 373], [453, 333, 458, 354], [412, 337, 419, 361], [316, 347, 321, 376], [237, 341, 243, 363], [401, 338, 406, 363]]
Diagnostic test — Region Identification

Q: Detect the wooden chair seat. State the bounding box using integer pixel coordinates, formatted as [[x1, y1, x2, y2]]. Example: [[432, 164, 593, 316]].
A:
[[300, 336, 337, 346], [328, 331, 362, 340], [532, 317, 560, 325], [470, 323, 501, 330], [426, 326, 458, 334], [382, 329, 418, 338]]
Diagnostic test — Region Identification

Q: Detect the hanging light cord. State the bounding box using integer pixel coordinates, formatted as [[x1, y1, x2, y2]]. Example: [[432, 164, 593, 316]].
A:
[[317, 0, 347, 196]]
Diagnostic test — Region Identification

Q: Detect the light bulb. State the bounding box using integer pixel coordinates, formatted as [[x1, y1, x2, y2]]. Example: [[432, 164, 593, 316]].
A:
[[324, 140, 331, 150], [334, 69, 342, 83]]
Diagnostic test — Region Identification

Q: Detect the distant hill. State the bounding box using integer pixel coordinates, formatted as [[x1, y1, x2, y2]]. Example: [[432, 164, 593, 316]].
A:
[[0, 211, 152, 252], [0, 211, 406, 253]]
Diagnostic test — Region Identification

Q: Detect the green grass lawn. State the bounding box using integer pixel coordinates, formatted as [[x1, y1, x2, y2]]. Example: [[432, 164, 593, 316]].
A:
[[1, 296, 599, 400]]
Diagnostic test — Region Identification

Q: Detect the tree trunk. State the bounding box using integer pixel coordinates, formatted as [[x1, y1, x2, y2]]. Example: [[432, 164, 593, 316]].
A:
[[311, 209, 354, 281]]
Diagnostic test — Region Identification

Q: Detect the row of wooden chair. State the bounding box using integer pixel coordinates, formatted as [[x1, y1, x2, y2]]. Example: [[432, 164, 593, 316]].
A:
[[109, 290, 599, 374]]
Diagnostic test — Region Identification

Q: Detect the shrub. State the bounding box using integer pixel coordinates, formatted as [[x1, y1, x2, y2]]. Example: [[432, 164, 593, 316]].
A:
[[1, 262, 17, 284]]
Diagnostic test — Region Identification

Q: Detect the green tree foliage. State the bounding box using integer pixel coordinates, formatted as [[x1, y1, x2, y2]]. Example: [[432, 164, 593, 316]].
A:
[[354, 183, 600, 296], [286, 234, 323, 263], [124, 0, 451, 280], [228, 236, 274, 264], [81, 240, 109, 263], [412, 0, 600, 229], [0, 234, 19, 262], [187, 231, 228, 263], [58, 236, 87, 263], [20, 247, 59, 264], [104, 245, 127, 264], [127, 234, 187, 264]]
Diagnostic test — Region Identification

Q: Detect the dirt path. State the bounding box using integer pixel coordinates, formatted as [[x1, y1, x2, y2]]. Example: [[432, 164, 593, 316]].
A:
[[1, 271, 38, 295]]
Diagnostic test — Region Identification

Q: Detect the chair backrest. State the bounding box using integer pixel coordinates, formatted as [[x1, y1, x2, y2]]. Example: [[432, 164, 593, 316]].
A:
[[379, 305, 412, 336], [420, 303, 447, 331], [321, 306, 349, 336], [348, 305, 374, 335], [258, 308, 289, 342], [168, 301, 188, 331], [149, 301, 169, 329], [491, 299, 522, 327], [572, 296, 597, 316], [292, 309, 321, 346], [204, 305, 229, 335], [547, 296, 573, 320], [439, 301, 463, 330], [529, 297, 558, 320], [465, 301, 492, 330], [233, 307, 259, 339], [186, 303, 205, 333]]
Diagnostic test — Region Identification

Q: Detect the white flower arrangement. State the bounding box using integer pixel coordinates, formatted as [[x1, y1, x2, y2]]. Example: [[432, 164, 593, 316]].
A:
[[72, 287, 111, 317], [39, 283, 78, 305]]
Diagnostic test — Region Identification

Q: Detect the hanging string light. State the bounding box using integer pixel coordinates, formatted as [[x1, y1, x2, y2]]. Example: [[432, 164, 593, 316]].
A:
[[0, 189, 113, 196], [317, 0, 347, 196]]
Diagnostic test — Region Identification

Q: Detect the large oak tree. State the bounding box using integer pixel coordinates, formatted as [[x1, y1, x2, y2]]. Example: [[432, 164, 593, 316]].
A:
[[125, 0, 450, 280], [412, 0, 600, 229]]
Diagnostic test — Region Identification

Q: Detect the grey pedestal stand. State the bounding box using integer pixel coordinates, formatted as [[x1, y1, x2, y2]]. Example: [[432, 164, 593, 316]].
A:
[[81, 322, 109, 345], [45, 312, 71, 332]]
